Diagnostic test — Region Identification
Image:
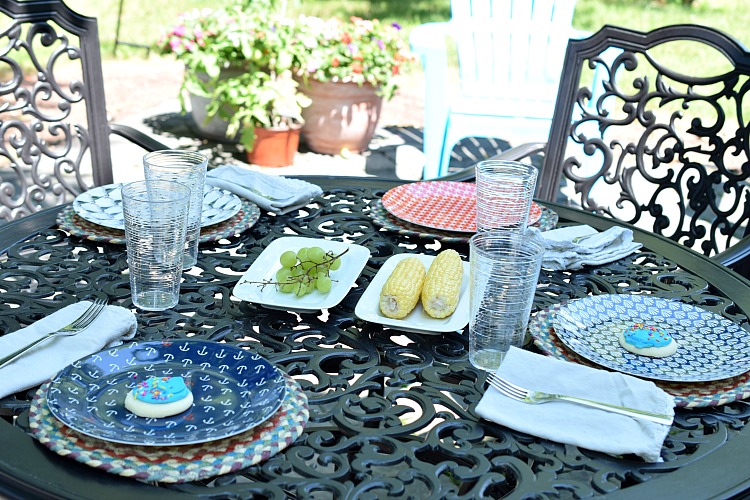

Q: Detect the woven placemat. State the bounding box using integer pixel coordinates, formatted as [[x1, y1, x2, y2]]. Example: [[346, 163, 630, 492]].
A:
[[370, 199, 558, 243], [57, 199, 261, 245], [29, 375, 308, 483], [530, 304, 750, 408]]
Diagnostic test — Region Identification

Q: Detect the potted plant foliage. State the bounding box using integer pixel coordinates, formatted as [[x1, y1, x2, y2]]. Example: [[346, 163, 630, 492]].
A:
[[156, 0, 310, 166], [294, 16, 412, 155]]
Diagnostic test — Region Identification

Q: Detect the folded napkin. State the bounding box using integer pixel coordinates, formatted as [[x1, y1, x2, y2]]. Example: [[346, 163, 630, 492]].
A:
[[475, 347, 675, 462], [205, 165, 323, 214], [0, 301, 137, 399], [531, 225, 642, 270]]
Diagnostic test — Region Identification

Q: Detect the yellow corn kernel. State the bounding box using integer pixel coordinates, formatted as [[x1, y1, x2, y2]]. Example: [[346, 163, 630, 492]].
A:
[[379, 257, 426, 319], [421, 249, 463, 318]]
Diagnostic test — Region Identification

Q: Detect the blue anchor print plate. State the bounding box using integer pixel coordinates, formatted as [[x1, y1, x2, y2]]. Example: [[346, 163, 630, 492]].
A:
[[46, 340, 286, 446]]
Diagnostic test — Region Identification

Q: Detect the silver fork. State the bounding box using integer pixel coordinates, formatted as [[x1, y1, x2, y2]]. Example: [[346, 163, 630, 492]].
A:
[[487, 372, 673, 425], [0, 299, 108, 368]]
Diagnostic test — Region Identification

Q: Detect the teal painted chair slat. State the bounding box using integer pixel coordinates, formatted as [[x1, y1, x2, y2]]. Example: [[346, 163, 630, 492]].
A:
[[410, 0, 585, 179]]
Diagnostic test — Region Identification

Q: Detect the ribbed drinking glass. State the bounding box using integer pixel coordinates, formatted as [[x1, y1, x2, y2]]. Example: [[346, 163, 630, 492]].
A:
[[143, 150, 208, 269]]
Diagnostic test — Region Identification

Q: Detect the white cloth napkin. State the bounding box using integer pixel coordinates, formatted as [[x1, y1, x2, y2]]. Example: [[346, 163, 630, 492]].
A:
[[531, 225, 642, 270], [205, 164, 323, 214], [0, 301, 137, 399], [475, 347, 675, 462]]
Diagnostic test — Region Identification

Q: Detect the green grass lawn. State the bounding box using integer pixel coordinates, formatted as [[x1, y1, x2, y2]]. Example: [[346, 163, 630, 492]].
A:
[[68, 0, 750, 59]]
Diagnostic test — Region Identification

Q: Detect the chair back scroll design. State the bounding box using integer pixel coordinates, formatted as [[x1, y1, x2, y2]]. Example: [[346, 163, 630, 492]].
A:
[[0, 0, 113, 222], [537, 24, 750, 261]]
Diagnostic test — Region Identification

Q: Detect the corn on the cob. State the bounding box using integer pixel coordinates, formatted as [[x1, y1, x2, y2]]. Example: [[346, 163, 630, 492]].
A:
[[379, 257, 426, 319], [421, 249, 463, 318]]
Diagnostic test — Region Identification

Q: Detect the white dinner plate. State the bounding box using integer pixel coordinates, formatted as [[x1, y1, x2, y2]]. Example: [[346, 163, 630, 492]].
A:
[[354, 253, 470, 334], [73, 183, 242, 230], [232, 236, 370, 312]]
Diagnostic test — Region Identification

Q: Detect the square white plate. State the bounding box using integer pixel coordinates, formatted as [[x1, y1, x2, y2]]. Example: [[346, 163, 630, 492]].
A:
[[233, 236, 370, 312], [355, 253, 470, 334]]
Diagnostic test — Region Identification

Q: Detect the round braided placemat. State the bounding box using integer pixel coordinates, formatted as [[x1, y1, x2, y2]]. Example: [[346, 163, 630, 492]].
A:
[[56, 199, 261, 245], [29, 375, 308, 483], [530, 304, 750, 408]]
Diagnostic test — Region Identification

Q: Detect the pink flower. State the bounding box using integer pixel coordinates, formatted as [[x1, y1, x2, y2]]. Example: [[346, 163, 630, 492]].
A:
[[173, 25, 186, 37]]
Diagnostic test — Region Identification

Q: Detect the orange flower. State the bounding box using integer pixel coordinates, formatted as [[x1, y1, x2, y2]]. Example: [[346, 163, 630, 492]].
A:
[[392, 65, 400, 75], [353, 54, 364, 61], [351, 61, 363, 74], [341, 32, 352, 44], [331, 57, 340, 67]]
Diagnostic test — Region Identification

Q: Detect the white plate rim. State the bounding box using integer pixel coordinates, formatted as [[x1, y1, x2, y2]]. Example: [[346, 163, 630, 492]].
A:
[[354, 253, 470, 334]]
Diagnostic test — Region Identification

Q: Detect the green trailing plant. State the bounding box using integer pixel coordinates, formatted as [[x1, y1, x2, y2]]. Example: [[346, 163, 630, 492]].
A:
[[156, 0, 311, 150]]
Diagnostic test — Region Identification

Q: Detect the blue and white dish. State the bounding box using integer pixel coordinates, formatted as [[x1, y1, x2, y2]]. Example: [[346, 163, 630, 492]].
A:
[[46, 340, 286, 446], [552, 294, 750, 382], [73, 183, 242, 230]]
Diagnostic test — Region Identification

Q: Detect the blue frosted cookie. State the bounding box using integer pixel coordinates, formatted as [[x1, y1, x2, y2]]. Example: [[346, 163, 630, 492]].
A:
[[618, 323, 678, 357]]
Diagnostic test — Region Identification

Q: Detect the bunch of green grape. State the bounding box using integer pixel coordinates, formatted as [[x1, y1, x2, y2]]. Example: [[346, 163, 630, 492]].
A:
[[274, 246, 345, 296]]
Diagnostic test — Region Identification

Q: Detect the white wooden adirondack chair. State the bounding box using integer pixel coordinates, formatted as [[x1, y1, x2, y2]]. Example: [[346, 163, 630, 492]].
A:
[[410, 0, 587, 179]]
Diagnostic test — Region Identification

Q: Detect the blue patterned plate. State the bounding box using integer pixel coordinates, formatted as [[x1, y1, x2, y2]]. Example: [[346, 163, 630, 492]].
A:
[[46, 340, 286, 446], [552, 294, 750, 382], [73, 183, 242, 230]]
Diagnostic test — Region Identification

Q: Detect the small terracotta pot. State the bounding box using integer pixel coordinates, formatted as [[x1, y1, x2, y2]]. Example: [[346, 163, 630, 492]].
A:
[[299, 79, 383, 155], [245, 126, 301, 168]]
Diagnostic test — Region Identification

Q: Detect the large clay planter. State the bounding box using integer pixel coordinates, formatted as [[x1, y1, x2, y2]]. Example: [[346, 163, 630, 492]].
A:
[[245, 126, 301, 167], [299, 79, 383, 155]]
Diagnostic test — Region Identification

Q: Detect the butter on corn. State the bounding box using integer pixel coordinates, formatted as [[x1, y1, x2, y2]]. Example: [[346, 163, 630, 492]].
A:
[[421, 249, 463, 318], [379, 257, 426, 319]]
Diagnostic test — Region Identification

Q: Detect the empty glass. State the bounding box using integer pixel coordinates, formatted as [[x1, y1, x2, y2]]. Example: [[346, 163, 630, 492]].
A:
[[143, 150, 208, 269], [475, 160, 538, 232], [469, 230, 544, 371], [122, 180, 191, 311]]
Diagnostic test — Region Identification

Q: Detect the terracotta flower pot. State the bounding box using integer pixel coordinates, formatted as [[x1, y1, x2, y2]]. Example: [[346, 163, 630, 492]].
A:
[[299, 79, 383, 155], [245, 126, 301, 168]]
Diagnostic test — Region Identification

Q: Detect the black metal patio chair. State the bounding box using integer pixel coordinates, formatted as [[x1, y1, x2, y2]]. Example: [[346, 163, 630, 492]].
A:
[[0, 0, 167, 222], [444, 24, 750, 277]]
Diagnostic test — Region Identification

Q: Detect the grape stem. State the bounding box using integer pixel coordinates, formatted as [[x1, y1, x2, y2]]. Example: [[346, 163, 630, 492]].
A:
[[239, 247, 350, 292]]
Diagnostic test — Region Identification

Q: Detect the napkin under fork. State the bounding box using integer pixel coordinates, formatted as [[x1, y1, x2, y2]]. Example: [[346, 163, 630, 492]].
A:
[[0, 301, 136, 399], [475, 347, 675, 462]]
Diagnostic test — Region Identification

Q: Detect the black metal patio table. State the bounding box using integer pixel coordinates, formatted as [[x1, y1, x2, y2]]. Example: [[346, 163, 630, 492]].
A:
[[1, 176, 750, 499]]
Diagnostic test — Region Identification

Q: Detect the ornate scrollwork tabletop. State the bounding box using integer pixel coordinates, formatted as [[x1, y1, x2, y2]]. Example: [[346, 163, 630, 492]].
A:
[[1, 177, 750, 499]]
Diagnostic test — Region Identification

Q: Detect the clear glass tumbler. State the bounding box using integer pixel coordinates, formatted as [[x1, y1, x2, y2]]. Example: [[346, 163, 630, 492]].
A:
[[122, 180, 191, 311], [469, 230, 544, 371], [143, 150, 208, 269], [475, 160, 538, 232]]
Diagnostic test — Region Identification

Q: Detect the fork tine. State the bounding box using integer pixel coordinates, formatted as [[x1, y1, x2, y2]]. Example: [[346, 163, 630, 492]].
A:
[[488, 373, 527, 394], [487, 377, 523, 401], [68, 299, 107, 329], [487, 373, 526, 400]]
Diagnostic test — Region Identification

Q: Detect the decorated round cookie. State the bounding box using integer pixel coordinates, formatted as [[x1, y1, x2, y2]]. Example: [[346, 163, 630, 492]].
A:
[[124, 376, 194, 418], [618, 323, 678, 357]]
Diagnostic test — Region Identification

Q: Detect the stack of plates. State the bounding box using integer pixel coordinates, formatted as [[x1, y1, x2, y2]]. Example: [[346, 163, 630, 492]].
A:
[[530, 294, 750, 408], [29, 340, 308, 483], [371, 181, 557, 243], [58, 183, 260, 244]]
